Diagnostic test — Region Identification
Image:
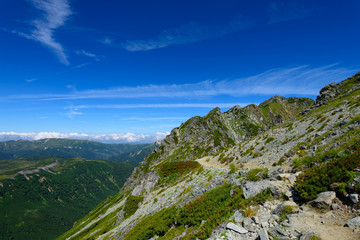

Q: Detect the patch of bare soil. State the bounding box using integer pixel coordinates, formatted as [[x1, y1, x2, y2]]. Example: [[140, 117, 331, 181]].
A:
[[197, 156, 229, 169], [290, 208, 360, 240]]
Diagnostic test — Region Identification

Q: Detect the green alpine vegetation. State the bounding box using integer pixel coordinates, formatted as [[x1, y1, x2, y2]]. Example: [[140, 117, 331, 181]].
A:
[[0, 157, 134, 240], [122, 184, 271, 240]]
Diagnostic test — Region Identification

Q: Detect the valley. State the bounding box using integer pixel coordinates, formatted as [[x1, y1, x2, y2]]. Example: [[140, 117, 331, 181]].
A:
[[0, 141, 155, 239]]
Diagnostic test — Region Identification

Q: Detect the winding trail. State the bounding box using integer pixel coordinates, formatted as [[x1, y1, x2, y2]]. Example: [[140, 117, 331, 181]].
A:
[[196, 156, 229, 169]]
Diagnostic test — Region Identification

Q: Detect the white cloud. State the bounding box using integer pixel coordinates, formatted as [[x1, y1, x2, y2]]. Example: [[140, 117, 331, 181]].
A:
[[15, 0, 72, 64], [123, 16, 253, 52], [71, 103, 253, 110], [25, 78, 37, 83], [75, 50, 100, 62], [2, 64, 356, 102], [0, 131, 168, 143], [100, 37, 114, 45], [267, 1, 313, 24], [76, 50, 96, 58], [66, 106, 83, 118], [73, 62, 91, 69]]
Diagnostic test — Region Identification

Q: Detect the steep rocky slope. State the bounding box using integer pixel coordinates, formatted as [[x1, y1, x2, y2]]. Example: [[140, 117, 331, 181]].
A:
[[59, 72, 360, 240]]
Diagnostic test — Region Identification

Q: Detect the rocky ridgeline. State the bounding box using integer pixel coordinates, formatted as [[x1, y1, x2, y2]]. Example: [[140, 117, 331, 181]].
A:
[[123, 96, 314, 194], [59, 73, 360, 240]]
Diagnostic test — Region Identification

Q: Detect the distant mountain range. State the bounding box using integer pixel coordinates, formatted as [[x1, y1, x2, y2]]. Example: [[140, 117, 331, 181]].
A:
[[0, 138, 156, 165]]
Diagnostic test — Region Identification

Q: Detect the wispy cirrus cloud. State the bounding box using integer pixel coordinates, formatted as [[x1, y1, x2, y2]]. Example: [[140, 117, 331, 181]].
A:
[[76, 50, 97, 58], [267, 1, 314, 24], [0, 131, 168, 143], [14, 0, 72, 64], [100, 37, 114, 45], [70, 103, 253, 110], [25, 78, 37, 83], [1, 64, 356, 103], [123, 16, 253, 52]]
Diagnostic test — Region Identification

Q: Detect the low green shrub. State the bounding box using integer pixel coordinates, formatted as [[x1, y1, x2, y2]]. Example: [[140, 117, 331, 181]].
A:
[[265, 137, 275, 144], [123, 195, 144, 218], [246, 168, 268, 181], [278, 205, 293, 222], [123, 184, 271, 240], [295, 143, 360, 201]]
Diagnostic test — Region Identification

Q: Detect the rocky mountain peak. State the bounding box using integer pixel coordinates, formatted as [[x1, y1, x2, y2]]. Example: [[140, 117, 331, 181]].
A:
[[60, 72, 360, 240]]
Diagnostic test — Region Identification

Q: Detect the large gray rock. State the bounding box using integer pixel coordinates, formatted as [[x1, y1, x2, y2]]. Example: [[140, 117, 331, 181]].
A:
[[258, 228, 269, 240], [268, 226, 289, 239], [232, 210, 244, 223], [310, 191, 336, 208], [226, 222, 248, 234], [346, 216, 360, 227], [242, 180, 287, 199], [349, 194, 359, 204], [267, 166, 284, 179], [242, 217, 255, 232]]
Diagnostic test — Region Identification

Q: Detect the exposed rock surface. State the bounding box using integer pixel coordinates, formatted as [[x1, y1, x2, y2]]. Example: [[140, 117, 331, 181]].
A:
[[346, 216, 360, 227], [59, 72, 360, 240], [226, 222, 248, 234], [310, 191, 336, 208]]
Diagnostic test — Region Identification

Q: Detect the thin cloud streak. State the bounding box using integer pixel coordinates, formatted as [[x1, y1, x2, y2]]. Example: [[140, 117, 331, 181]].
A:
[[267, 1, 313, 24], [0, 64, 357, 102], [121, 117, 191, 121], [71, 103, 253, 110], [15, 0, 72, 64], [0, 131, 168, 143], [123, 16, 253, 52]]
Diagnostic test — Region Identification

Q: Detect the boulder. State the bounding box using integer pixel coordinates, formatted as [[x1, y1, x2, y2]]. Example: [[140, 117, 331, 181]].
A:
[[242, 217, 255, 232], [242, 180, 287, 199], [310, 191, 336, 208], [252, 216, 259, 224], [258, 228, 269, 240], [232, 210, 244, 223], [226, 222, 248, 234], [268, 226, 289, 239], [349, 194, 359, 204], [267, 166, 284, 179], [345, 216, 360, 227]]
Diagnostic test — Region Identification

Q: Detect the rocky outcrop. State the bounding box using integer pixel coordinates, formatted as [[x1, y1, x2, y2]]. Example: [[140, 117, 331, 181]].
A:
[[315, 82, 337, 107], [131, 170, 159, 196], [310, 191, 336, 208], [60, 72, 360, 240]]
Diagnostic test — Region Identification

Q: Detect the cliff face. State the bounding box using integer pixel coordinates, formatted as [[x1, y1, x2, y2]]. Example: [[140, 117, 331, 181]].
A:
[[59, 72, 360, 240]]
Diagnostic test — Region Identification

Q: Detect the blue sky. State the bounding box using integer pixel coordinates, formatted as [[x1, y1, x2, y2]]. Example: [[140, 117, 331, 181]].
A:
[[0, 0, 359, 143]]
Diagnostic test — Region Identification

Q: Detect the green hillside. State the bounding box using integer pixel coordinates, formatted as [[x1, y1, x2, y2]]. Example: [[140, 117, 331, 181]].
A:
[[0, 157, 134, 240], [0, 138, 152, 161]]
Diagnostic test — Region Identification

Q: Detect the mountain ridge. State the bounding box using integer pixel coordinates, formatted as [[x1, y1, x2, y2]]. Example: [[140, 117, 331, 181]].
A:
[[0, 138, 155, 164], [59, 72, 360, 240]]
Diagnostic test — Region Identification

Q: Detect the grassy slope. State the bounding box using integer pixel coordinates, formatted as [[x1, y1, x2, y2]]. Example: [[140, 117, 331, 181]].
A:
[[0, 158, 134, 240]]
